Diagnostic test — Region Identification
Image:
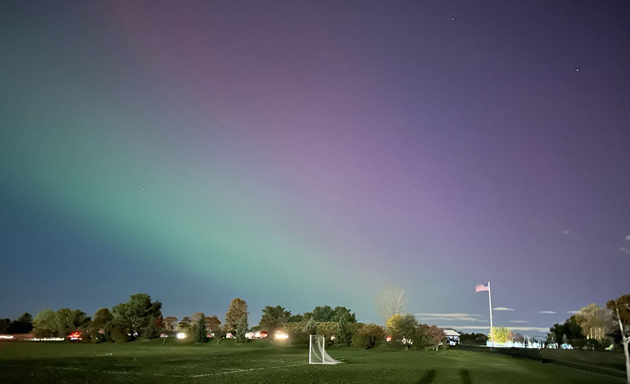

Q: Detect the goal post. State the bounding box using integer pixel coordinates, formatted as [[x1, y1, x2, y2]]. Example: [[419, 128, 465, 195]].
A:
[[309, 335, 341, 365]]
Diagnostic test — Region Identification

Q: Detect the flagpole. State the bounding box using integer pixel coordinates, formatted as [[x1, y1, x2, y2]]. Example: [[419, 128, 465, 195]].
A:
[[488, 281, 494, 347]]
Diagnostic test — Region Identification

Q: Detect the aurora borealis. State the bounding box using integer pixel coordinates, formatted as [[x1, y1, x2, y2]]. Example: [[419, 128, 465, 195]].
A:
[[1, 1, 629, 334]]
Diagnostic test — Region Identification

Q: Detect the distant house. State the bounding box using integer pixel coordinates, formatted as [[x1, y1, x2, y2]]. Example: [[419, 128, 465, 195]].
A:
[[444, 329, 460, 345]]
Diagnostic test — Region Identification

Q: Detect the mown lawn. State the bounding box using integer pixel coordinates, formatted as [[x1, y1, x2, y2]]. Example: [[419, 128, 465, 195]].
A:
[[0, 340, 624, 383]]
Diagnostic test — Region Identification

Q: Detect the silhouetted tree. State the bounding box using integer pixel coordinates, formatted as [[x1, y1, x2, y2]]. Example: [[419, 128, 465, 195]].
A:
[[0, 318, 10, 333], [459, 333, 488, 345], [550, 315, 584, 345], [7, 313, 33, 334]]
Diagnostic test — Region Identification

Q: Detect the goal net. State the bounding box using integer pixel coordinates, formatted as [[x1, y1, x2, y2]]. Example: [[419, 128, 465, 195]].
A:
[[309, 335, 341, 365]]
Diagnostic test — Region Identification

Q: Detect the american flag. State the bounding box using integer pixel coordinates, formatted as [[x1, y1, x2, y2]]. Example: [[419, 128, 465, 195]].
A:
[[475, 283, 489, 292]]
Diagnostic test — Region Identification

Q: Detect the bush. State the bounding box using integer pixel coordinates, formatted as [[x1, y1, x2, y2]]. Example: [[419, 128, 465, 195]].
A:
[[583, 339, 605, 351], [290, 331, 311, 346], [88, 331, 105, 344], [110, 326, 130, 343], [571, 339, 586, 349], [352, 324, 385, 349], [280, 321, 306, 335], [316, 322, 339, 338], [304, 318, 318, 335]]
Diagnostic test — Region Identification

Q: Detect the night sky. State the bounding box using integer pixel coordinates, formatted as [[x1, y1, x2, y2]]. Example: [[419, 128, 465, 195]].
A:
[[1, 1, 629, 336]]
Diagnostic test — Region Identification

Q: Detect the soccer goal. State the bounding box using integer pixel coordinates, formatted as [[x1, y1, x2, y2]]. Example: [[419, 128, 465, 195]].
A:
[[309, 335, 341, 365]]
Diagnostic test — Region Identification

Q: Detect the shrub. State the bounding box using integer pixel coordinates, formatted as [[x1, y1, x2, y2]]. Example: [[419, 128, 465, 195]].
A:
[[110, 326, 130, 343], [352, 324, 385, 349], [304, 318, 318, 335], [280, 321, 305, 335], [290, 331, 311, 346], [316, 322, 339, 338], [88, 331, 105, 344]]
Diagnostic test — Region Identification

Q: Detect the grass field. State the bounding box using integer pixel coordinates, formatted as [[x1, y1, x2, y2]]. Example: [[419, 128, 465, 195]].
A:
[[0, 340, 625, 383]]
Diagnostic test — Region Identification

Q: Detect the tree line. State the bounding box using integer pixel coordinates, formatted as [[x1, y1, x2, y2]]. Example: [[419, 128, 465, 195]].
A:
[[0, 313, 33, 334], [547, 294, 629, 384], [0, 293, 447, 351], [547, 296, 628, 351]]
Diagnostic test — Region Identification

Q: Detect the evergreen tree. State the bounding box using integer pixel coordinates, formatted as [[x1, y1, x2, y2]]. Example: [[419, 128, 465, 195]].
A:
[[336, 314, 352, 347], [144, 316, 160, 339], [258, 305, 290, 333], [235, 316, 248, 343], [192, 314, 207, 343], [111, 293, 162, 337], [311, 305, 334, 322]]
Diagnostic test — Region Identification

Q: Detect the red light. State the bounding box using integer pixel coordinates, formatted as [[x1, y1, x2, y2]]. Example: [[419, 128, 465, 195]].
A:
[[67, 332, 82, 340]]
